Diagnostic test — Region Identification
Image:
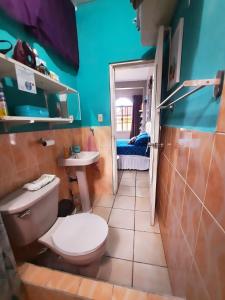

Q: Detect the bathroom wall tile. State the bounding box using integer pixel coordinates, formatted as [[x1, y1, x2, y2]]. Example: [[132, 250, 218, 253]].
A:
[[46, 269, 81, 294], [181, 185, 202, 253], [194, 208, 225, 300], [18, 263, 53, 286], [186, 131, 214, 201], [97, 257, 132, 287], [23, 284, 79, 300], [217, 82, 225, 133], [78, 278, 113, 300], [0, 134, 16, 182], [186, 262, 211, 300], [169, 170, 185, 221], [169, 128, 180, 166], [112, 285, 150, 300], [204, 133, 225, 230], [175, 129, 192, 179]]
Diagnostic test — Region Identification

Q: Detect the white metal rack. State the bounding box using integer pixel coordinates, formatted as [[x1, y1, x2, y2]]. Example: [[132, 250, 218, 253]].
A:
[[157, 72, 224, 110], [0, 53, 80, 129]]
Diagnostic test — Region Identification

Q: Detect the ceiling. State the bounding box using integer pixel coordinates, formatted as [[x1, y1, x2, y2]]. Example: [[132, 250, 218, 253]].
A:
[[115, 64, 153, 82]]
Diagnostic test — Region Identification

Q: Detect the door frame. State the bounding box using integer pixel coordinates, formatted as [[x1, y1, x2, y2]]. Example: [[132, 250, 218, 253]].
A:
[[149, 26, 165, 225], [109, 59, 155, 195]]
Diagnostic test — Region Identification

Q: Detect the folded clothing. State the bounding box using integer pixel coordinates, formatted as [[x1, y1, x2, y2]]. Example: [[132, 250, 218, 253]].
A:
[[23, 174, 56, 191]]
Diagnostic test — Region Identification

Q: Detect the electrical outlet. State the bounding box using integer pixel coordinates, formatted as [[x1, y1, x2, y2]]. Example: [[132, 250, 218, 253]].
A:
[[98, 114, 103, 122]]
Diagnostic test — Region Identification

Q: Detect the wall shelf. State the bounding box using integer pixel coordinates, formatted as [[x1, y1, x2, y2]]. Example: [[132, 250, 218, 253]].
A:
[[0, 53, 77, 94], [0, 116, 73, 126]]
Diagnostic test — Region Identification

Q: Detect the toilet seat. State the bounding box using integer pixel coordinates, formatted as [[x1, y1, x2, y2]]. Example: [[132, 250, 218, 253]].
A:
[[43, 213, 108, 257]]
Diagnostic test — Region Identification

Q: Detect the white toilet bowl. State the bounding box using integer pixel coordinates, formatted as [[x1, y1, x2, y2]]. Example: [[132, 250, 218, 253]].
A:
[[38, 213, 108, 266]]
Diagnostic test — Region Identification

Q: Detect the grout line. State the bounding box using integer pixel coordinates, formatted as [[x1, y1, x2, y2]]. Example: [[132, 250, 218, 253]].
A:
[[131, 170, 137, 288], [104, 255, 169, 269], [163, 149, 225, 235]]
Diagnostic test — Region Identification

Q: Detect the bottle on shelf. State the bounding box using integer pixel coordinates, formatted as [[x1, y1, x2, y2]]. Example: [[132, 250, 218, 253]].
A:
[[0, 81, 8, 117]]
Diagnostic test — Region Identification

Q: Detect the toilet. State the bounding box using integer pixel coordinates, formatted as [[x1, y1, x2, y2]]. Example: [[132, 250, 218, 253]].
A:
[[0, 177, 108, 269]]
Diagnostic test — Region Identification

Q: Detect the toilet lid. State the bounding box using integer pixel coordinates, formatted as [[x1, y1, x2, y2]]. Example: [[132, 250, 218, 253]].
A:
[[51, 213, 108, 256]]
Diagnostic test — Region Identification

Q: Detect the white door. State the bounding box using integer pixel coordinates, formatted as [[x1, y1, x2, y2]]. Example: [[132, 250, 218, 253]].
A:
[[149, 26, 164, 225], [109, 65, 118, 194]]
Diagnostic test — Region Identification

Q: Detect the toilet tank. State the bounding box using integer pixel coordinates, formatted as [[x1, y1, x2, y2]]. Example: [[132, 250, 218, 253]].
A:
[[0, 177, 60, 247]]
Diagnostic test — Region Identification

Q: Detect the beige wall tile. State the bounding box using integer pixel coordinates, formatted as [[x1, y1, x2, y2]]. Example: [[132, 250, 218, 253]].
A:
[[78, 278, 113, 300]]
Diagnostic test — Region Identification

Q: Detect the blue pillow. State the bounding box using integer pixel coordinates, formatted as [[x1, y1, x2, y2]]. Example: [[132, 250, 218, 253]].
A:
[[134, 132, 149, 146]]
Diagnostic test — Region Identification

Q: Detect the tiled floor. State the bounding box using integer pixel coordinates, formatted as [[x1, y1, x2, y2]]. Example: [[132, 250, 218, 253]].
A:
[[93, 170, 172, 296]]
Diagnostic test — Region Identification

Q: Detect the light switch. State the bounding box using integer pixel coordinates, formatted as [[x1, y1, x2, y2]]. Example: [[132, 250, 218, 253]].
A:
[[98, 114, 103, 122]]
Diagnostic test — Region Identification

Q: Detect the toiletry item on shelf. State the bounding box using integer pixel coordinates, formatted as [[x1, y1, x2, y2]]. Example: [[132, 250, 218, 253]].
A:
[[15, 105, 49, 118], [63, 146, 71, 159], [0, 82, 8, 117], [60, 100, 68, 118], [49, 71, 59, 81], [23, 174, 56, 191]]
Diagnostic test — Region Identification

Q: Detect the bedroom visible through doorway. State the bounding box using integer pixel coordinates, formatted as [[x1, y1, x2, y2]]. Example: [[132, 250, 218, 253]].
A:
[[109, 60, 155, 194]]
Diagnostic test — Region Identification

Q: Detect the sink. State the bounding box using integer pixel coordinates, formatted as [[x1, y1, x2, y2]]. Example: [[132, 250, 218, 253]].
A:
[[59, 151, 100, 167], [58, 151, 100, 213]]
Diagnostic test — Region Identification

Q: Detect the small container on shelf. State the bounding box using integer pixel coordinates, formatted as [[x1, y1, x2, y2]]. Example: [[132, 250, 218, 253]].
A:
[[0, 81, 8, 117]]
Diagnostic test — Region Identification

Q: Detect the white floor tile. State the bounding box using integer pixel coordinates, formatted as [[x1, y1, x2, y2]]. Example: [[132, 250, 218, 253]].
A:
[[117, 185, 135, 197], [122, 171, 136, 179], [136, 187, 150, 198], [93, 194, 115, 208], [113, 195, 135, 210], [97, 257, 132, 287], [109, 209, 134, 230], [134, 231, 166, 266], [135, 197, 151, 211], [106, 227, 134, 260], [120, 178, 135, 187], [133, 262, 172, 295], [93, 207, 111, 223], [135, 211, 160, 233], [136, 178, 150, 188], [136, 171, 149, 179]]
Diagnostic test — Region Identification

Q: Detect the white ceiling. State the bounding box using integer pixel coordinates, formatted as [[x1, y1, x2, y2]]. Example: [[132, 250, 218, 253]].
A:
[[115, 64, 153, 82]]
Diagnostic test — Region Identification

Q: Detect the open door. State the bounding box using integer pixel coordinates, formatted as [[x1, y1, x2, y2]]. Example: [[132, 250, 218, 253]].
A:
[[109, 64, 118, 194], [149, 26, 164, 225]]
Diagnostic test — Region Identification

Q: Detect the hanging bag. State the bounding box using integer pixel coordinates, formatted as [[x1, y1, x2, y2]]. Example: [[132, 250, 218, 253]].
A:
[[0, 40, 13, 54]]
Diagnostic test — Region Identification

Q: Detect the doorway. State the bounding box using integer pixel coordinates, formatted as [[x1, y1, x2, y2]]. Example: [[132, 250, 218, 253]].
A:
[[109, 60, 155, 208]]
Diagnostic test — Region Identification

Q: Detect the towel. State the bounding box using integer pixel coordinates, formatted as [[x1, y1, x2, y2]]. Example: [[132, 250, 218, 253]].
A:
[[23, 174, 56, 191]]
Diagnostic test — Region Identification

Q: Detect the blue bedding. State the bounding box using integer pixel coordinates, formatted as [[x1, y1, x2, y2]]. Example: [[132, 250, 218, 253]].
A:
[[116, 139, 150, 157]]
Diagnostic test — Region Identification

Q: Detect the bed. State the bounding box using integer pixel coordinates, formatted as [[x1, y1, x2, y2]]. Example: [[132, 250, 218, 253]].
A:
[[116, 138, 150, 171]]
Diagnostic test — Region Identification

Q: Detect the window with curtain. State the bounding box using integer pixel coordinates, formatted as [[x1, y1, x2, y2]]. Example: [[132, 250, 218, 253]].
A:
[[115, 97, 133, 132]]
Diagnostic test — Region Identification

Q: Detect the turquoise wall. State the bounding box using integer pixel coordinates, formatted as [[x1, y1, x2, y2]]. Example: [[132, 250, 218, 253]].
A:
[[162, 0, 225, 132], [76, 0, 151, 127], [0, 0, 151, 132], [0, 9, 80, 132]]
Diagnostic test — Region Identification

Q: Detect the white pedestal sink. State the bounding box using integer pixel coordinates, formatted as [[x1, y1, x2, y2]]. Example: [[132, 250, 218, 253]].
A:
[[59, 151, 100, 212]]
